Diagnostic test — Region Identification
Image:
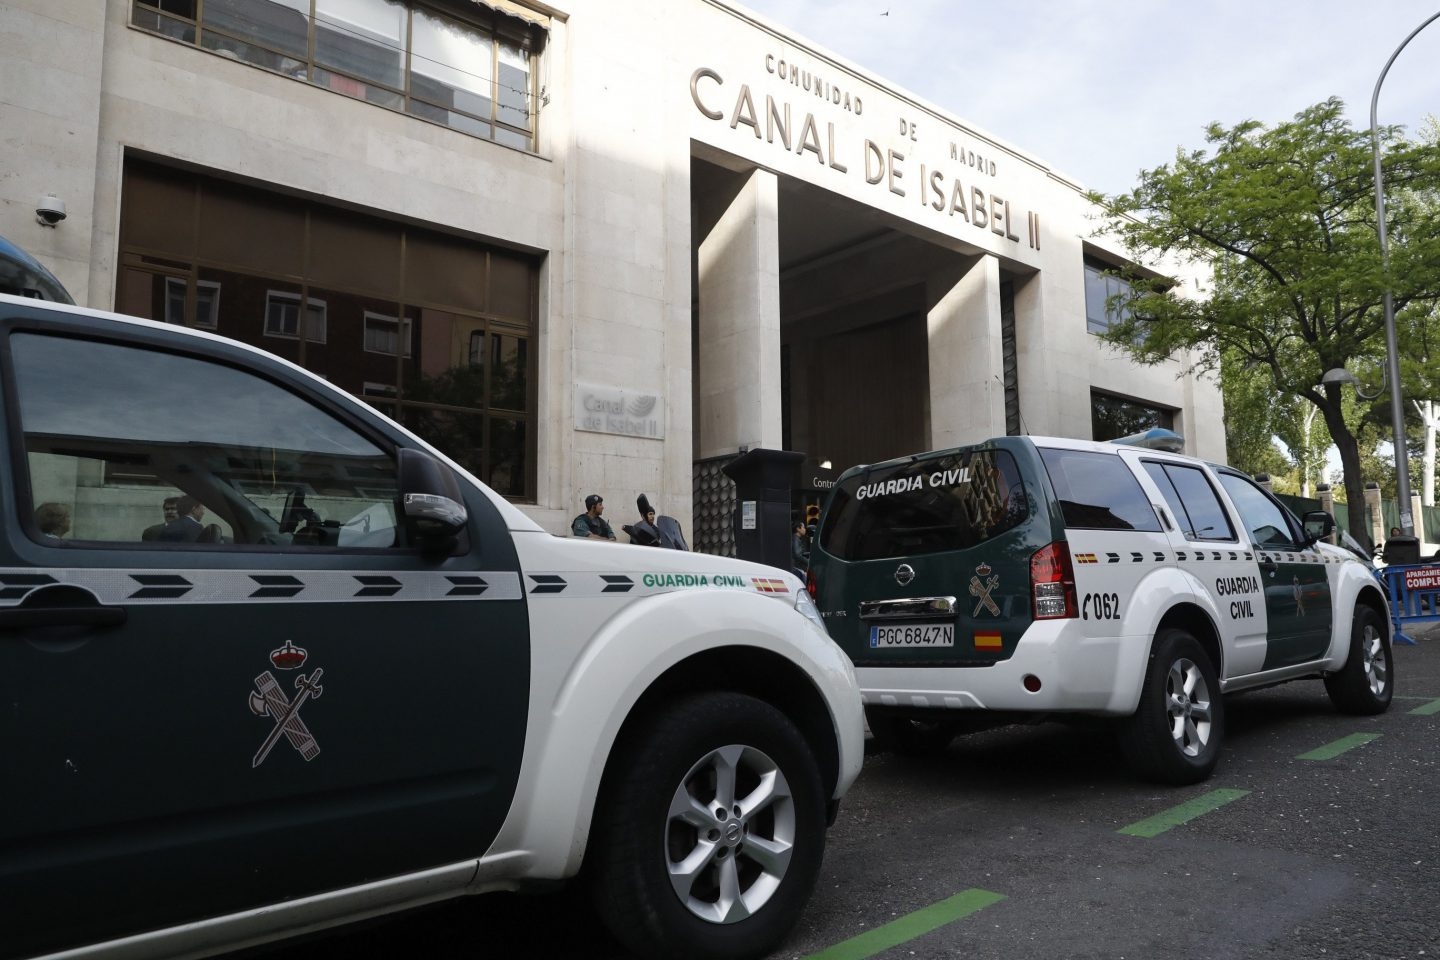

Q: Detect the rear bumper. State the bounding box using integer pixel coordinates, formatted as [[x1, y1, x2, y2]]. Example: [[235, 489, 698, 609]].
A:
[[855, 621, 1150, 715]]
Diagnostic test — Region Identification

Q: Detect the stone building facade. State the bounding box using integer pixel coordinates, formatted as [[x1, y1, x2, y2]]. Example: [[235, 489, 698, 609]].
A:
[[1, 0, 1223, 542]]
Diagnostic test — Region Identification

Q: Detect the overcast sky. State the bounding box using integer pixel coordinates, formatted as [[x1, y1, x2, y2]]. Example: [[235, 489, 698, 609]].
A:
[[737, 1, 1440, 197]]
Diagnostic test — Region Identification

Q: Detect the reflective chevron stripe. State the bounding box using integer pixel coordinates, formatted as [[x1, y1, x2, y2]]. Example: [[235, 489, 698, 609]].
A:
[[0, 570, 524, 605]]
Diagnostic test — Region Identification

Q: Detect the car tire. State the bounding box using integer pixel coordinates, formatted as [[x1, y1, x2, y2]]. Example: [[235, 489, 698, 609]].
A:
[[1324, 605, 1393, 715], [1118, 627, 1223, 785], [867, 709, 960, 757], [588, 691, 826, 960]]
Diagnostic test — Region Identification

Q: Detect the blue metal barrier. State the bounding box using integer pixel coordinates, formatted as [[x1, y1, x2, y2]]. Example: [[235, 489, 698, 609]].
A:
[[1379, 563, 1437, 646]]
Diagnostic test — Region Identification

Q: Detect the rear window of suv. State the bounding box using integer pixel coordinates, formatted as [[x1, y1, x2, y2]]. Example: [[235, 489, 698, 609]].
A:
[[1038, 447, 1160, 531], [820, 448, 1028, 561]]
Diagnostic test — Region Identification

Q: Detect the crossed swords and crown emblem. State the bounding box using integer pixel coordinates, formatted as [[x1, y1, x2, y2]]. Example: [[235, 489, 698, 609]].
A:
[[248, 641, 324, 768], [969, 562, 1000, 617]]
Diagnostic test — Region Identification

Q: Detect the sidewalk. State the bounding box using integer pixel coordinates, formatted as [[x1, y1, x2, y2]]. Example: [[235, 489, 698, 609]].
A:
[[1402, 620, 1440, 642]]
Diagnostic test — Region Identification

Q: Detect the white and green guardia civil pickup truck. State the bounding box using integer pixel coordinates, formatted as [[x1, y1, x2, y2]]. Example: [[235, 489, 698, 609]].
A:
[[0, 294, 863, 960]]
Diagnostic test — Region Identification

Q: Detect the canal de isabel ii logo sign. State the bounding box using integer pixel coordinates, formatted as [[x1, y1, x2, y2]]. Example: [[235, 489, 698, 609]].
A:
[[576, 384, 665, 439]]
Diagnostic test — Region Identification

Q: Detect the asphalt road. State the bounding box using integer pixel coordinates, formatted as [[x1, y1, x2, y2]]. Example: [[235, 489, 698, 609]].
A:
[[243, 630, 1440, 960]]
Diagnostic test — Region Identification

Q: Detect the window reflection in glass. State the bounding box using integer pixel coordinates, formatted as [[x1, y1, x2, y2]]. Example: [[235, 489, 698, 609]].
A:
[[265, 291, 328, 343], [133, 0, 197, 40], [1218, 474, 1296, 549], [489, 332, 527, 411], [487, 417, 526, 496], [407, 99, 489, 137], [13, 334, 379, 456], [412, 8, 492, 115], [133, 0, 536, 145], [496, 39, 530, 131], [1084, 258, 1134, 336], [203, 0, 310, 59], [364, 313, 412, 357], [315, 0, 405, 90], [120, 162, 537, 500], [402, 405, 484, 479], [202, 31, 309, 77], [11, 333, 400, 549], [1091, 390, 1173, 442]]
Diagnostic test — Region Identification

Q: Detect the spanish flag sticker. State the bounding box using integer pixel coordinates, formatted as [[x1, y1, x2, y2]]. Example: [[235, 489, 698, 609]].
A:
[[974, 631, 1002, 650]]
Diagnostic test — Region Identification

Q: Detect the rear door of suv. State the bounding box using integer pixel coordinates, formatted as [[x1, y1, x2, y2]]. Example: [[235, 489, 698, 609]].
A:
[[0, 313, 529, 957], [1034, 444, 1175, 635], [813, 440, 1049, 666]]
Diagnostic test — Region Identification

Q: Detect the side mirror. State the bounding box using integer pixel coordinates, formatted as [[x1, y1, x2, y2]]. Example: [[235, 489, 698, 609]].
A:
[[1301, 510, 1334, 545], [398, 448, 467, 552]]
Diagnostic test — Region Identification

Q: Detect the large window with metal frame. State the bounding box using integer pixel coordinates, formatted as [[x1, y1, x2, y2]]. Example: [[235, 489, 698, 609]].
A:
[[1083, 254, 1135, 336], [130, 0, 542, 150], [1090, 390, 1173, 443], [114, 158, 538, 501]]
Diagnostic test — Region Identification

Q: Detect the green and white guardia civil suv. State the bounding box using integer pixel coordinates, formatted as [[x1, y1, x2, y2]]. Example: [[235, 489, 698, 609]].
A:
[[808, 429, 1391, 784]]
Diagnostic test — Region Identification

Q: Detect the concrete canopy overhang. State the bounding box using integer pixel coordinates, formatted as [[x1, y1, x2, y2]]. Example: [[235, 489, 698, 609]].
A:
[[689, 146, 1033, 330]]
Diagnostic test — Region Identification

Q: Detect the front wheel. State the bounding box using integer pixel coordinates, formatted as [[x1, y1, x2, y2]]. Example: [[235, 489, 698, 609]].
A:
[[1118, 627, 1224, 785], [588, 692, 826, 960], [1324, 605, 1393, 715]]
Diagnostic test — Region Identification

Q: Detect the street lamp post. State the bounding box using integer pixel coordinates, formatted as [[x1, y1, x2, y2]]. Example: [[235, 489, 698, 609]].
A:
[[1371, 10, 1440, 535]]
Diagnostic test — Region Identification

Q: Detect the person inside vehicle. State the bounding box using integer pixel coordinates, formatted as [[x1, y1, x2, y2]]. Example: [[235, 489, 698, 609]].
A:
[[142, 496, 181, 541], [572, 494, 616, 540], [35, 502, 71, 539], [161, 495, 208, 542]]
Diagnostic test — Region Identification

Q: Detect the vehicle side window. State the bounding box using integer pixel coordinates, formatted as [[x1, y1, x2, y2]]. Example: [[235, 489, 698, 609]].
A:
[[1141, 461, 1236, 542], [1038, 448, 1160, 532], [9, 333, 401, 549], [1216, 472, 1298, 549], [820, 448, 1028, 560]]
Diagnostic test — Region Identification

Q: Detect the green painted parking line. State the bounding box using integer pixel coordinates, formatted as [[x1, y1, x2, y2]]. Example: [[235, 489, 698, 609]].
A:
[[1408, 698, 1440, 716], [802, 888, 1006, 960], [1297, 732, 1381, 760], [1117, 788, 1250, 838]]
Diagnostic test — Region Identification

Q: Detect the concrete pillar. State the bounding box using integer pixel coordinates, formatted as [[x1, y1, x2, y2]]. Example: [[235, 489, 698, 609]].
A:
[[1364, 481, 1384, 554], [1317, 483, 1337, 544], [1411, 493, 1426, 549], [926, 254, 1005, 450], [696, 168, 782, 460]]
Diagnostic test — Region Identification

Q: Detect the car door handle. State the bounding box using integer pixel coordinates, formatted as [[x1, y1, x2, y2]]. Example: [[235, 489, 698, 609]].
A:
[[1257, 559, 1277, 575], [0, 605, 127, 631]]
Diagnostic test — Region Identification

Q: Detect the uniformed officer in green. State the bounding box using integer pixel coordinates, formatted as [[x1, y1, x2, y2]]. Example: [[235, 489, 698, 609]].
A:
[[572, 493, 616, 540]]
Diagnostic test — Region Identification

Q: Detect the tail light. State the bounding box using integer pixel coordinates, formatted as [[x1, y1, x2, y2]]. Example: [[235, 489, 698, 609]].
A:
[[806, 567, 818, 599], [1031, 541, 1076, 619]]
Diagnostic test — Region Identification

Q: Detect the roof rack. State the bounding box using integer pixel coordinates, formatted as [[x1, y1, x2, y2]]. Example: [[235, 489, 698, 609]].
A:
[[1108, 427, 1185, 453]]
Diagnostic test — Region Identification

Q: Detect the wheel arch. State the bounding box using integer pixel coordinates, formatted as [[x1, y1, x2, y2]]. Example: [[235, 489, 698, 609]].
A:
[[1154, 601, 1224, 678], [492, 587, 859, 884], [592, 645, 843, 824], [1354, 580, 1391, 643]]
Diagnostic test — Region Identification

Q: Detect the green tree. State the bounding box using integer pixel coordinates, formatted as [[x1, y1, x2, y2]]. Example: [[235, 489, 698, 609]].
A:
[[1219, 348, 1292, 478], [1089, 98, 1440, 544]]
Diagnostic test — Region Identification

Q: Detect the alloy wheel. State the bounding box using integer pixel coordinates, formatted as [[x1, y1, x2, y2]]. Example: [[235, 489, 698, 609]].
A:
[[665, 743, 795, 924], [1165, 657, 1213, 757]]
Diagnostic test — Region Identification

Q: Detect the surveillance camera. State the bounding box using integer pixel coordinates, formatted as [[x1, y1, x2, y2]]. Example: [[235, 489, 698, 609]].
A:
[[35, 195, 67, 227]]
